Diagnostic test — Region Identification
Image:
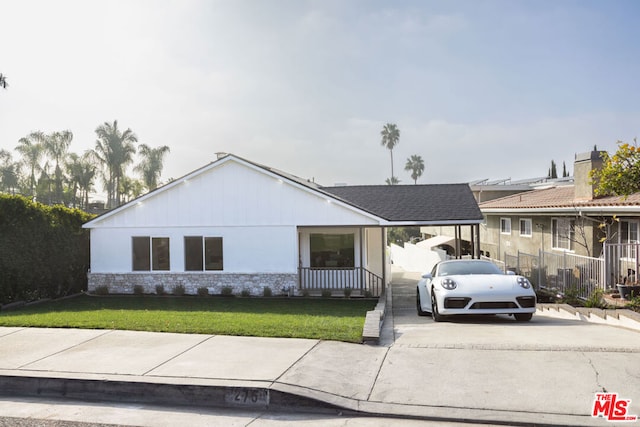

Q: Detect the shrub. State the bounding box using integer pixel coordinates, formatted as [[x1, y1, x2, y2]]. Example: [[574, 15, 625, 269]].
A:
[[133, 285, 144, 295], [94, 285, 109, 296], [0, 195, 92, 305], [221, 286, 234, 296], [558, 286, 581, 306], [584, 288, 607, 308], [301, 289, 310, 297], [343, 287, 352, 298], [364, 290, 373, 298], [263, 286, 272, 297], [173, 284, 185, 296], [626, 295, 640, 313], [321, 289, 332, 298], [197, 287, 209, 297], [241, 289, 251, 297], [155, 284, 165, 296]]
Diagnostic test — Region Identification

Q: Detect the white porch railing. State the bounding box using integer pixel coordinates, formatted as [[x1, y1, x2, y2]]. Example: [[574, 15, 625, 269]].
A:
[[298, 267, 383, 296]]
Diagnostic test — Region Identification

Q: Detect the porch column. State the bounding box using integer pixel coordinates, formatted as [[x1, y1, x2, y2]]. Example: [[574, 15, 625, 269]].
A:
[[359, 227, 364, 290], [381, 227, 386, 285]]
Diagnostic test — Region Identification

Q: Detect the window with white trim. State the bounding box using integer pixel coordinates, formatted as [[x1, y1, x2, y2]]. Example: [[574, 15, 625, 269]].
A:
[[551, 218, 574, 251], [500, 218, 511, 235], [620, 220, 639, 244], [519, 218, 532, 237]]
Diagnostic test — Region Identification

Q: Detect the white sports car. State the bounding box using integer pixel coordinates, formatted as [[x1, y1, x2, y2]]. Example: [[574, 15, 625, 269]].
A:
[[417, 259, 536, 322]]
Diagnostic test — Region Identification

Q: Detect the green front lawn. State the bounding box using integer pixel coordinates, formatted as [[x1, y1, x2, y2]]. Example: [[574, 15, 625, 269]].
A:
[[0, 295, 376, 343]]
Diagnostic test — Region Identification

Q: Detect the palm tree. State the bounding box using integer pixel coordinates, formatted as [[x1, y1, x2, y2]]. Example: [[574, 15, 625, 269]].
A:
[[77, 152, 96, 210], [0, 73, 7, 90], [93, 120, 138, 208], [385, 176, 400, 185], [404, 154, 425, 184], [66, 151, 96, 210], [0, 149, 20, 194], [45, 130, 73, 204], [119, 176, 145, 202], [380, 123, 400, 183], [15, 132, 45, 198], [135, 144, 171, 191]]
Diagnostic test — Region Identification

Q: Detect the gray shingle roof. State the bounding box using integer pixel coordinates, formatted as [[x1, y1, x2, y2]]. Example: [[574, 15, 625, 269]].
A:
[[322, 184, 484, 223]]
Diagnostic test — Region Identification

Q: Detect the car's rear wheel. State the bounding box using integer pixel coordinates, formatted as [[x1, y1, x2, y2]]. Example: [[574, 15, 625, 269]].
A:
[[417, 288, 428, 316], [431, 289, 443, 322], [514, 313, 533, 322]]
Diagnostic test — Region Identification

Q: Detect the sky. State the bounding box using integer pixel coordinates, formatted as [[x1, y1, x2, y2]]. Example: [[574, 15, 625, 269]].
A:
[[1, 0, 640, 198]]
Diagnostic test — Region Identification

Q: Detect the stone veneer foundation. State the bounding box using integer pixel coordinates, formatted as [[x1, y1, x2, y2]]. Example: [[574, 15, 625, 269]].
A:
[[88, 273, 299, 296]]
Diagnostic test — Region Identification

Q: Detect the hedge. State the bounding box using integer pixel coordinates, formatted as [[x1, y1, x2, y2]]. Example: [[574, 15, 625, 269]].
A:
[[0, 194, 93, 305]]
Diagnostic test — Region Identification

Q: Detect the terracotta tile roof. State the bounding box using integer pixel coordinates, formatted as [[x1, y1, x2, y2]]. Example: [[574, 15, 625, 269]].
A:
[[479, 185, 640, 210]]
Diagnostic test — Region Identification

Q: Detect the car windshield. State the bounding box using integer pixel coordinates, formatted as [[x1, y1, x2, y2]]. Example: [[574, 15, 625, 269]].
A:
[[437, 261, 503, 276]]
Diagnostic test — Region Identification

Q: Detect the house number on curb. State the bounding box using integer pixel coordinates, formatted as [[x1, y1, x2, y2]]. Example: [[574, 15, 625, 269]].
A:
[[225, 388, 269, 407]]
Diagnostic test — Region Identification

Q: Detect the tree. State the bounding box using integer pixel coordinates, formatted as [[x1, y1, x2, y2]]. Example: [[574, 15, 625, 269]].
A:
[[0, 150, 20, 194], [45, 130, 73, 204], [15, 132, 45, 198], [93, 120, 138, 208], [562, 161, 569, 178], [385, 176, 400, 185], [404, 154, 425, 184], [135, 144, 170, 191], [590, 138, 640, 198], [548, 160, 558, 179], [67, 152, 96, 209], [119, 176, 145, 202], [380, 123, 400, 183], [0, 73, 7, 90]]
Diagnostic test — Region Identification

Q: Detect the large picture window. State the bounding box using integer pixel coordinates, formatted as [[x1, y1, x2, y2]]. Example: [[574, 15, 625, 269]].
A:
[[185, 236, 223, 271], [552, 218, 574, 251], [132, 237, 170, 271], [310, 233, 354, 268]]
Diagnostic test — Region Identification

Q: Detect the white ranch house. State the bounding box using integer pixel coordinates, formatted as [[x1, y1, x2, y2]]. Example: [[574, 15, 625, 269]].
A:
[[83, 154, 483, 296]]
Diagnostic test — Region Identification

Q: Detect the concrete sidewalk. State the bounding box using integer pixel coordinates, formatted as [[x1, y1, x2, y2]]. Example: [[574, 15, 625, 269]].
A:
[[1, 320, 640, 427]]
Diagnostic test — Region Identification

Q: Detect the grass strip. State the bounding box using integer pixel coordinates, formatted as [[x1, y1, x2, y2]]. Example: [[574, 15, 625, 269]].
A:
[[0, 295, 376, 343]]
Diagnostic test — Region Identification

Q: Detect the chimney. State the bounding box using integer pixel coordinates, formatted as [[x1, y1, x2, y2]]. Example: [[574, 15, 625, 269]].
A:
[[574, 150, 606, 201]]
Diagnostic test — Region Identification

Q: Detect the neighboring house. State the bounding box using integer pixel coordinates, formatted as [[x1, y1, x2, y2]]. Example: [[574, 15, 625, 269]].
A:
[[479, 151, 640, 259], [83, 154, 483, 296]]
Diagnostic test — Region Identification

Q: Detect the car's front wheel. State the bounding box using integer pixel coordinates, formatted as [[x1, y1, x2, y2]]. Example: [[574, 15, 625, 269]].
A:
[[431, 289, 443, 322], [417, 288, 428, 316], [514, 313, 533, 322]]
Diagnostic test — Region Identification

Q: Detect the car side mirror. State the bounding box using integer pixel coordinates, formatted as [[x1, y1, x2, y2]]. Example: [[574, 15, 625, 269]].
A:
[[422, 273, 432, 279]]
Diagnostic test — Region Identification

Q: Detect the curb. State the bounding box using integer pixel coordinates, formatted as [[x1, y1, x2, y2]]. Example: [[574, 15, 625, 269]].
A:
[[537, 304, 640, 331], [0, 375, 345, 415], [0, 374, 606, 427], [362, 285, 389, 343]]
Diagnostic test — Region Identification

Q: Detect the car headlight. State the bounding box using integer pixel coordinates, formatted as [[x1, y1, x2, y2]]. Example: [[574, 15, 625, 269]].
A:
[[441, 278, 457, 290], [517, 277, 531, 289]]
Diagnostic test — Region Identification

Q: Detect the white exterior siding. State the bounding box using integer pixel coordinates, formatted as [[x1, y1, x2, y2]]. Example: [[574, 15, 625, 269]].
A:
[[89, 225, 298, 274], [86, 159, 381, 288], [90, 161, 379, 229]]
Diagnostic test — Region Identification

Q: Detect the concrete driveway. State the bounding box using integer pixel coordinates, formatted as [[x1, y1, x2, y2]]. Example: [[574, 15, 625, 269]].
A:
[[378, 269, 640, 423]]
